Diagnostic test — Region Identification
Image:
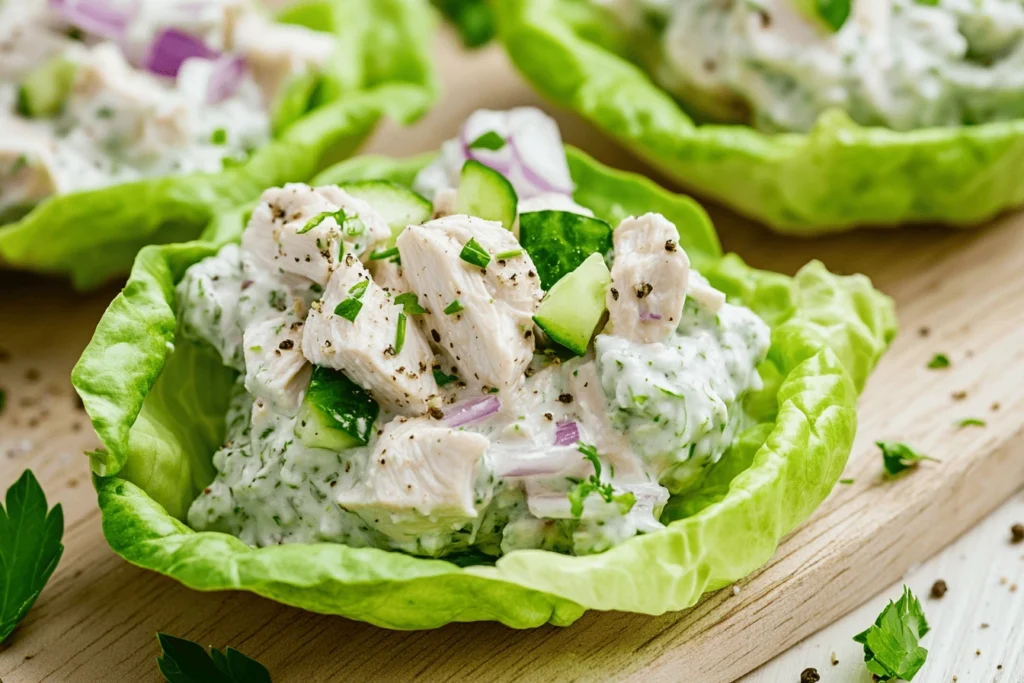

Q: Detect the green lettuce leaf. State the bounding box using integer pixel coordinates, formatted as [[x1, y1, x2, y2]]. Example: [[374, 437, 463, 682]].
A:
[[72, 147, 896, 629], [0, 0, 437, 290], [495, 0, 1024, 233]]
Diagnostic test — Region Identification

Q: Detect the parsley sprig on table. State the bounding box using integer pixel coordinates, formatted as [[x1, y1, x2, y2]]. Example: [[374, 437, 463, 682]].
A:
[[853, 586, 930, 681], [0, 470, 64, 644], [877, 441, 938, 477], [158, 633, 272, 683]]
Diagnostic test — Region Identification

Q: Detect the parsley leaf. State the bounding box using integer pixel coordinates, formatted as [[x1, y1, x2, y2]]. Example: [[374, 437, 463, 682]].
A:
[[568, 444, 636, 517], [816, 0, 851, 31], [298, 208, 364, 236], [333, 279, 370, 322], [0, 470, 64, 644], [926, 353, 950, 369], [394, 313, 407, 355], [877, 441, 938, 477], [459, 238, 491, 269], [210, 128, 227, 145], [369, 246, 399, 261], [433, 368, 459, 386], [853, 586, 929, 681], [394, 292, 427, 315], [444, 299, 464, 315], [467, 131, 505, 151], [157, 632, 272, 683], [956, 417, 986, 428]]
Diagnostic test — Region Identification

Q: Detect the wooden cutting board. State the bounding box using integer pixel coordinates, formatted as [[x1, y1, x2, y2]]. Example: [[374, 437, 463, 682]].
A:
[[2, 29, 1023, 683]]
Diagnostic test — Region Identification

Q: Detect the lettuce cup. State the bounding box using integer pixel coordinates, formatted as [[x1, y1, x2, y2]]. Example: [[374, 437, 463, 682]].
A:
[[0, 0, 436, 289], [73, 108, 896, 628], [497, 0, 1024, 233]]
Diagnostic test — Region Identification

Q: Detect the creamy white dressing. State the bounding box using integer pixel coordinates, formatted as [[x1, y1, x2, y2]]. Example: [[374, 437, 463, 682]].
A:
[[617, 0, 1024, 132]]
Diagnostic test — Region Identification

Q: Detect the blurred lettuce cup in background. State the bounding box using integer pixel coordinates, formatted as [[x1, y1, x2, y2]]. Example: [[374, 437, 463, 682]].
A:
[[73, 108, 896, 628], [0, 0, 436, 288], [497, 0, 1024, 232]]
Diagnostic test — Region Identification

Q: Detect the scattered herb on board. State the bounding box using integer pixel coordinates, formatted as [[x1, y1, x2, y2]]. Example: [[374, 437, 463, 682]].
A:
[[853, 586, 930, 681], [467, 131, 505, 151], [877, 441, 938, 477], [0, 470, 64, 644], [929, 580, 947, 599], [799, 668, 820, 683], [956, 418, 986, 428], [1011, 523, 1024, 544], [157, 633, 272, 683], [927, 353, 951, 369]]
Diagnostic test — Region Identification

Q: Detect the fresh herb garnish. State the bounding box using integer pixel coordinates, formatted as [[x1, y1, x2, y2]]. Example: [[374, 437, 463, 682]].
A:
[[459, 238, 491, 268], [444, 299, 464, 315], [348, 280, 369, 299], [956, 418, 986, 428], [467, 131, 505, 151], [369, 246, 400, 261], [568, 443, 635, 517], [394, 293, 427, 315], [0, 470, 64, 644], [299, 208, 363, 236], [430, 0, 494, 47], [395, 313, 407, 355], [157, 632, 272, 683], [433, 368, 459, 386], [210, 128, 227, 145], [839, 478, 855, 485], [816, 0, 851, 31], [927, 354, 950, 369], [853, 586, 929, 681], [494, 248, 523, 260], [877, 441, 938, 477], [334, 280, 369, 322]]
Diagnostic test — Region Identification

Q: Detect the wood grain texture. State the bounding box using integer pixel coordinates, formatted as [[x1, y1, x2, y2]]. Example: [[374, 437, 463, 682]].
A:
[[1, 29, 1024, 683]]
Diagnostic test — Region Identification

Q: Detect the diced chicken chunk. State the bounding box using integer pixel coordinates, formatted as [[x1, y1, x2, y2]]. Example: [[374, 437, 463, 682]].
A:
[[337, 417, 489, 542], [242, 183, 389, 288], [243, 316, 311, 416], [368, 258, 408, 297], [0, 118, 61, 212], [605, 213, 690, 344], [397, 215, 542, 392], [227, 12, 335, 100], [301, 252, 438, 415], [0, 4, 74, 81], [567, 361, 647, 480], [687, 271, 726, 314]]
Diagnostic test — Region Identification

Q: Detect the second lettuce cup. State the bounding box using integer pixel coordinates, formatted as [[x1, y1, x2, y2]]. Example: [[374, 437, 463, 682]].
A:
[[0, 0, 436, 289], [497, 0, 1024, 233], [73, 108, 896, 628]]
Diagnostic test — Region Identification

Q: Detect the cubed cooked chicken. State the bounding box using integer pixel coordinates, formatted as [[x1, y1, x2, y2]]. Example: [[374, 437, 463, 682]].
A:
[[301, 252, 438, 415], [397, 215, 542, 392], [242, 316, 311, 416], [241, 183, 390, 288], [605, 213, 691, 344], [337, 416, 489, 544]]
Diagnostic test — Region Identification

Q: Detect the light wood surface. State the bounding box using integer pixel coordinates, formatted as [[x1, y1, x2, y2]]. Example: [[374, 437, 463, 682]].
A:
[[2, 29, 1024, 683]]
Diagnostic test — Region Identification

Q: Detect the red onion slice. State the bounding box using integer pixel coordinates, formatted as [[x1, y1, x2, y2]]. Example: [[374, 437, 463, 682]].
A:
[[459, 123, 513, 175], [50, 0, 130, 40], [206, 54, 247, 104], [145, 28, 218, 78], [553, 420, 579, 447], [445, 396, 501, 428], [493, 445, 583, 478], [507, 109, 575, 196], [639, 311, 663, 321]]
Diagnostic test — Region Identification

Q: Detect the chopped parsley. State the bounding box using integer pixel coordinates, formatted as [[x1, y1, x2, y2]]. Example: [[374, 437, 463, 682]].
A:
[[334, 279, 370, 322], [369, 246, 400, 261], [394, 292, 427, 315], [467, 131, 505, 151], [444, 299, 464, 315], [956, 417, 986, 428], [433, 368, 459, 386], [210, 128, 228, 145], [926, 354, 950, 370], [157, 632, 272, 683], [568, 443, 636, 517], [298, 208, 364, 236], [394, 313, 407, 355], [459, 238, 491, 268], [348, 280, 369, 298], [853, 586, 929, 681], [0, 470, 64, 644], [839, 478, 854, 485], [877, 441, 938, 477], [494, 248, 523, 260], [817, 0, 851, 31]]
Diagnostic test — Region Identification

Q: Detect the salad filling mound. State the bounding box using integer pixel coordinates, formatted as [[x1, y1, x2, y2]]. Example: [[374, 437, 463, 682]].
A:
[[180, 108, 770, 558], [602, 0, 1024, 132], [0, 0, 334, 218]]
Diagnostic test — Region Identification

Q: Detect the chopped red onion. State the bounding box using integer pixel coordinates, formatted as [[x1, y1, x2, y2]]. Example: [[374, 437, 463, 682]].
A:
[[507, 110, 575, 196], [206, 54, 247, 104], [445, 396, 501, 428], [145, 28, 218, 78], [50, 0, 130, 40], [553, 420, 579, 447], [493, 445, 582, 478], [640, 311, 663, 321]]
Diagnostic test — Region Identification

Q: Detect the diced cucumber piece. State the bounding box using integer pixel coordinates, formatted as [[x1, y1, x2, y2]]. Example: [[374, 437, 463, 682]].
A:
[[16, 56, 76, 119], [294, 366, 379, 450], [338, 180, 433, 239], [533, 252, 611, 356], [456, 159, 517, 230], [518, 210, 612, 290]]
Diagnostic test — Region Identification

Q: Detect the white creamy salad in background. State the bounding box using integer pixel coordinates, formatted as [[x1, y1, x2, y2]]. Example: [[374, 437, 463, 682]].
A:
[[0, 0, 336, 217], [601, 0, 1024, 132], [178, 108, 770, 558]]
